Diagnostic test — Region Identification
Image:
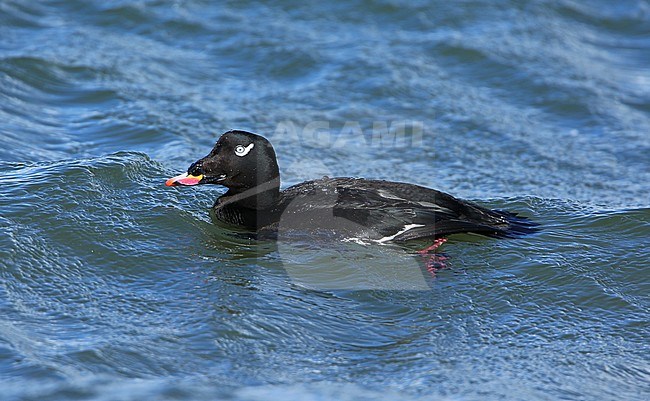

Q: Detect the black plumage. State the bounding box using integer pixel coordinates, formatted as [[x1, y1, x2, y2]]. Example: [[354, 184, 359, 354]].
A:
[[166, 130, 537, 242]]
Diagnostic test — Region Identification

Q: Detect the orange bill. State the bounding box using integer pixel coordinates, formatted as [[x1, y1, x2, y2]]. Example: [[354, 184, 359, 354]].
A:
[[165, 173, 203, 187]]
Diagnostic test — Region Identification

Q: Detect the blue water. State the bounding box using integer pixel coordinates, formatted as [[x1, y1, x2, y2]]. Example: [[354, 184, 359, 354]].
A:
[[1, 1, 649, 400]]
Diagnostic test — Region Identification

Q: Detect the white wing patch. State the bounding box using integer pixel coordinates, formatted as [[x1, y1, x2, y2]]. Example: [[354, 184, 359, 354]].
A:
[[376, 224, 425, 243], [235, 143, 254, 157]]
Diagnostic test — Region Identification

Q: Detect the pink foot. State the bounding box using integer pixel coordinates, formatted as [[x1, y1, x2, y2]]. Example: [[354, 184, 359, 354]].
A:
[[417, 238, 449, 275], [417, 237, 448, 255]]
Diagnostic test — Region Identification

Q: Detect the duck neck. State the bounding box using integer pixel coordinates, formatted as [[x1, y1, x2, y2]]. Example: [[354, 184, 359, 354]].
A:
[[219, 176, 281, 210]]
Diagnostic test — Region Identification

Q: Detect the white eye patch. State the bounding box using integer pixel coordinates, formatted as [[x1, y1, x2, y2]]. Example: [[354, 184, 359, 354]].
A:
[[234, 143, 254, 157]]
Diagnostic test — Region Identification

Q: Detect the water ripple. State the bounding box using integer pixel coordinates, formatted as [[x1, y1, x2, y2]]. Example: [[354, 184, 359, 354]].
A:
[[1, 1, 649, 400]]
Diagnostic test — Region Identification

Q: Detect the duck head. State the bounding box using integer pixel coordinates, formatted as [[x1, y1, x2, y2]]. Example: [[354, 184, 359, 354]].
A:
[[166, 130, 280, 194]]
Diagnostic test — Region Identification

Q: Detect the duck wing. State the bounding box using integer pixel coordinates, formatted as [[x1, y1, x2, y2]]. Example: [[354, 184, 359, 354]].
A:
[[275, 178, 536, 241]]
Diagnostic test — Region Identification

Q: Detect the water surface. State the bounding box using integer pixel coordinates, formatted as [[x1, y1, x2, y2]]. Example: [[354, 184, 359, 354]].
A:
[[1, 1, 649, 400]]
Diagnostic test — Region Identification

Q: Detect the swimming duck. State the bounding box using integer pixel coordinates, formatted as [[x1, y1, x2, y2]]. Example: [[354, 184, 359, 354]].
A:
[[166, 130, 536, 242]]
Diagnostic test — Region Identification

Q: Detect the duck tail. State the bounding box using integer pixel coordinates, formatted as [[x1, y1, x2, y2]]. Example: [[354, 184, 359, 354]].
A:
[[497, 211, 540, 238]]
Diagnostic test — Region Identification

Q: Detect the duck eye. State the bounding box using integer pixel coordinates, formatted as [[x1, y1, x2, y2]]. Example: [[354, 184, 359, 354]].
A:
[[234, 143, 254, 157]]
